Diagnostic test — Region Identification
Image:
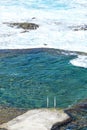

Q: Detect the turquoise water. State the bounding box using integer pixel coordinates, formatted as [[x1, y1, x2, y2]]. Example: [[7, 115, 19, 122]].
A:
[[0, 49, 87, 109], [0, 0, 69, 10]]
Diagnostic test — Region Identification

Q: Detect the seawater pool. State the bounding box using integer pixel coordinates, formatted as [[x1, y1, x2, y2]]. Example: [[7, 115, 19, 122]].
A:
[[0, 49, 87, 109]]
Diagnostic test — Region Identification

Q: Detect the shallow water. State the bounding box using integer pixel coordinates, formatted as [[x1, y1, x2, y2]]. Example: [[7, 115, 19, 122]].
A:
[[0, 49, 87, 109]]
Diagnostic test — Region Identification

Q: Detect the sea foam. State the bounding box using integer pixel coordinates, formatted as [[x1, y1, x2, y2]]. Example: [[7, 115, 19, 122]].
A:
[[70, 55, 87, 68], [0, 0, 87, 67]]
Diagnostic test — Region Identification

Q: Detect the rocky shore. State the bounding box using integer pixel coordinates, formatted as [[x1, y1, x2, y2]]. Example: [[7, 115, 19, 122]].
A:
[[0, 109, 70, 130], [51, 99, 87, 130], [0, 99, 87, 130]]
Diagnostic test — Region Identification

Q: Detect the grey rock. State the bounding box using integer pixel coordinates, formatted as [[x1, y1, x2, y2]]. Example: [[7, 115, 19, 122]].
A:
[[69, 25, 87, 31], [3, 22, 39, 30]]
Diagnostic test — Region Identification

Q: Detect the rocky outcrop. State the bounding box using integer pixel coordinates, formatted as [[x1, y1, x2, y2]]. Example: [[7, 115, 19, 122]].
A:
[[69, 25, 87, 31], [51, 118, 72, 130], [3, 22, 39, 30], [0, 109, 70, 130], [52, 99, 87, 130]]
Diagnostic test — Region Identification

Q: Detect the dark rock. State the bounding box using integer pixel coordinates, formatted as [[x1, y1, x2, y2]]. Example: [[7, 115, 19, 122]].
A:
[[51, 118, 72, 130], [44, 43, 47, 46], [3, 22, 39, 30], [69, 25, 87, 31], [32, 17, 36, 19], [51, 99, 87, 130], [20, 30, 29, 33], [76, 99, 87, 110], [65, 123, 78, 130]]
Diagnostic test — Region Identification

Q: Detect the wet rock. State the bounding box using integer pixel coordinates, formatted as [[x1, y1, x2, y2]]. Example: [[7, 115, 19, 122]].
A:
[[32, 17, 36, 19], [76, 99, 87, 110], [44, 43, 47, 46], [20, 30, 29, 33], [65, 123, 78, 130], [3, 22, 39, 30], [51, 118, 72, 130], [69, 25, 87, 31], [55, 99, 87, 130]]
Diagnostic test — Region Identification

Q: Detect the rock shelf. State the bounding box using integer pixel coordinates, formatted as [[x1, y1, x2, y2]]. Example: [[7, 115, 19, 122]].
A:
[[0, 109, 70, 130]]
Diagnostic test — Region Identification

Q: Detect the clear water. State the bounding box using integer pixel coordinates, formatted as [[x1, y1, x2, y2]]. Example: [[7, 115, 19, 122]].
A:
[[0, 49, 87, 109]]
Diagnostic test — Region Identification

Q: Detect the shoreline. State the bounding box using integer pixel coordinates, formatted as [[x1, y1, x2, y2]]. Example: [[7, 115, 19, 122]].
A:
[[0, 47, 87, 68], [0, 108, 71, 130], [0, 47, 87, 56], [0, 99, 87, 130]]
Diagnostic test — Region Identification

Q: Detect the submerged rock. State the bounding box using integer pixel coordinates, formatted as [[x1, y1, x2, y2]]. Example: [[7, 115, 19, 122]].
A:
[[76, 99, 87, 109], [3, 22, 39, 30], [69, 25, 87, 31]]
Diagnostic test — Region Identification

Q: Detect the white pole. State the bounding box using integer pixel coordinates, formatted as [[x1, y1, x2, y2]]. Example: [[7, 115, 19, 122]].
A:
[[47, 96, 49, 108], [54, 96, 56, 108]]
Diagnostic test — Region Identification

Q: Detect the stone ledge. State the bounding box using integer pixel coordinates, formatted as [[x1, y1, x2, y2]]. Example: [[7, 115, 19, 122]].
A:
[[0, 109, 70, 130]]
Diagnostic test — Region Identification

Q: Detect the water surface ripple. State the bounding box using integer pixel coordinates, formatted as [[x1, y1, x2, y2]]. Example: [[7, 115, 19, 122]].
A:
[[0, 49, 87, 108]]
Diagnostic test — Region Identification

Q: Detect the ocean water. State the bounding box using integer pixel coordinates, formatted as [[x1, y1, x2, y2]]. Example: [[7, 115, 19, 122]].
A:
[[0, 0, 87, 67], [0, 0, 87, 109], [0, 49, 87, 108]]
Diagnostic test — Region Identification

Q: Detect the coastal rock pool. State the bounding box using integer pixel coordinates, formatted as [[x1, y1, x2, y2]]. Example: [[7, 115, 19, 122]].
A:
[[0, 49, 87, 109]]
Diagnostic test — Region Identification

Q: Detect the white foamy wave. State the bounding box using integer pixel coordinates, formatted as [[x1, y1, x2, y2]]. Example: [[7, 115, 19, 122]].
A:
[[70, 55, 87, 68], [0, 0, 87, 52]]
